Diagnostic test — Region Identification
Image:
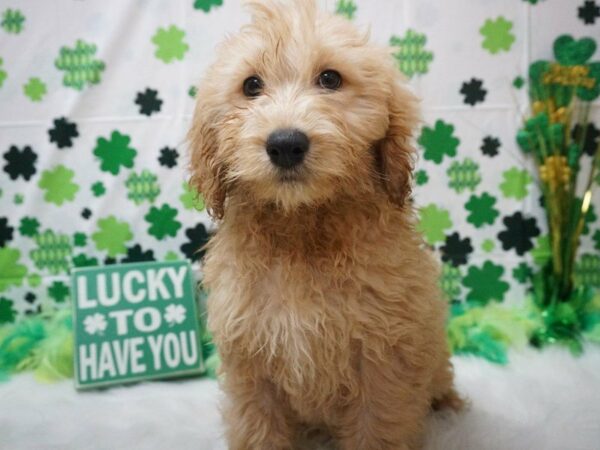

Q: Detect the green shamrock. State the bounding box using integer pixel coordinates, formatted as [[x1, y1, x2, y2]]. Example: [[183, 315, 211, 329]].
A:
[[48, 281, 70, 303], [73, 232, 87, 247], [513, 262, 533, 284], [13, 193, 23, 205], [391, 29, 433, 78], [19, 217, 40, 237], [463, 260, 510, 305], [145, 204, 182, 240], [465, 192, 499, 228], [417, 204, 453, 245], [93, 131, 137, 175], [0, 57, 7, 88], [30, 230, 72, 274], [513, 76, 525, 89], [439, 263, 462, 301], [164, 250, 180, 261], [336, 0, 357, 20], [499, 167, 532, 200], [415, 169, 428, 186], [91, 181, 106, 197], [447, 158, 481, 193], [73, 253, 99, 268], [90, 181, 106, 197], [180, 181, 205, 211], [92, 216, 133, 257], [27, 273, 41, 288], [418, 120, 459, 164], [152, 25, 189, 63], [23, 77, 46, 102], [481, 239, 495, 253], [1, 9, 25, 34], [0, 297, 16, 324], [126, 170, 160, 204], [55, 40, 105, 90], [0, 247, 28, 292], [38, 165, 79, 205], [480, 17, 515, 54], [193, 0, 223, 12]]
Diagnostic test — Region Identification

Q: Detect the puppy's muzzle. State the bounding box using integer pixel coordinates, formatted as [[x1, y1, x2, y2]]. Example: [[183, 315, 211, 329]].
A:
[[266, 128, 310, 170]]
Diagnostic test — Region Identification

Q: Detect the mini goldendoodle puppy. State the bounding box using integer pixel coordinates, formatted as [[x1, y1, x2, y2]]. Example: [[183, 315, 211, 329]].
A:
[[189, 1, 462, 449]]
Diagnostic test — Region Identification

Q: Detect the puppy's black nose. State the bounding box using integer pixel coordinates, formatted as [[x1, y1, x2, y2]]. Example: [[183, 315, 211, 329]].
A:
[[266, 128, 309, 169]]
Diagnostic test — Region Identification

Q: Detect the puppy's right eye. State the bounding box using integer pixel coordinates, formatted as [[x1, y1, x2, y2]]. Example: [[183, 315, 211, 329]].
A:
[[243, 76, 263, 97]]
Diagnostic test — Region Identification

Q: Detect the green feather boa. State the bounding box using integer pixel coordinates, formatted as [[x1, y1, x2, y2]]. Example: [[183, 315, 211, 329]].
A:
[[2, 292, 599, 383]]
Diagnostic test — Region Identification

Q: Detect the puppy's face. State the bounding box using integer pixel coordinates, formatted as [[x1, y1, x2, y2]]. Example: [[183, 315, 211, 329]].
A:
[[189, 0, 418, 218]]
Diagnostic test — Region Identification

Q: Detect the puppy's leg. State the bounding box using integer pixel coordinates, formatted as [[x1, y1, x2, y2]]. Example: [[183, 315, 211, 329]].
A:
[[222, 370, 295, 450], [430, 352, 464, 412], [333, 355, 430, 450]]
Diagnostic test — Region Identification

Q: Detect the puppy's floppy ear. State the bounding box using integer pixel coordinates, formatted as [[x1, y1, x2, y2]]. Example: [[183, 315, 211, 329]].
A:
[[188, 96, 227, 220], [375, 80, 419, 208]]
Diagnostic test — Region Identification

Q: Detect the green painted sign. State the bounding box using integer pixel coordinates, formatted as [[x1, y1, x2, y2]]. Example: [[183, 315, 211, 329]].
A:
[[71, 260, 203, 389]]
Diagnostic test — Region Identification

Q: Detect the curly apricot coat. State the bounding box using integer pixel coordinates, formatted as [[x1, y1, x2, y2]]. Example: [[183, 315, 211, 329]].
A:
[[188, 1, 462, 449]]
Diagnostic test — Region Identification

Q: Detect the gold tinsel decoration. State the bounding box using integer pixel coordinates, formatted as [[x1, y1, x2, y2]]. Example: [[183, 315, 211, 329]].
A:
[[539, 156, 571, 191], [543, 64, 595, 88]]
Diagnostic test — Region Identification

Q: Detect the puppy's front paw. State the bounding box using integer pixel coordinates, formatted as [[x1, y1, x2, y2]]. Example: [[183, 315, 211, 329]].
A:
[[432, 388, 466, 412]]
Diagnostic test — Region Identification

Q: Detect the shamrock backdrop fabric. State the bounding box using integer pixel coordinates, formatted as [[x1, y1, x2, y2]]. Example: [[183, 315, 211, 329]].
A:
[[0, 0, 599, 323]]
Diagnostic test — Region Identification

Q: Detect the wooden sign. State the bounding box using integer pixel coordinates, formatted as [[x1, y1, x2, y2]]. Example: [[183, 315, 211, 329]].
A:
[[71, 260, 203, 389]]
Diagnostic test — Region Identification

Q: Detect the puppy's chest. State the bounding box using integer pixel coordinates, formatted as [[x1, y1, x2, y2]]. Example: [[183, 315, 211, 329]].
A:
[[233, 261, 355, 375], [253, 265, 357, 408], [252, 262, 350, 349]]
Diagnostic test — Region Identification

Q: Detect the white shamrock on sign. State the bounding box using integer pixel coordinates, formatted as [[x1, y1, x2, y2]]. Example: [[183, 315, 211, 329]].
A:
[[83, 313, 108, 335], [164, 304, 186, 326]]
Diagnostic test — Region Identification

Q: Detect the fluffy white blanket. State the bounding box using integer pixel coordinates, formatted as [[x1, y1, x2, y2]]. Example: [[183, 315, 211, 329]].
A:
[[1, 346, 599, 450]]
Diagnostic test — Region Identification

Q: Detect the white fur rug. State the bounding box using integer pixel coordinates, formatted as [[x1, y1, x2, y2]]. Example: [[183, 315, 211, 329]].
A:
[[1, 346, 600, 450]]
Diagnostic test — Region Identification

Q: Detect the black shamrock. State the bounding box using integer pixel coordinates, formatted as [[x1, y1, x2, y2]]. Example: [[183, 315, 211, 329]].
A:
[[460, 78, 487, 106], [181, 223, 210, 262], [24, 292, 37, 304], [572, 123, 599, 156], [0, 217, 14, 247], [497, 212, 540, 255], [135, 88, 163, 116], [441, 232, 473, 267], [3, 146, 38, 180], [158, 147, 179, 168], [481, 136, 501, 157], [122, 244, 156, 263], [538, 194, 546, 209], [104, 256, 117, 265], [81, 208, 92, 220], [48, 117, 79, 149], [578, 1, 600, 24]]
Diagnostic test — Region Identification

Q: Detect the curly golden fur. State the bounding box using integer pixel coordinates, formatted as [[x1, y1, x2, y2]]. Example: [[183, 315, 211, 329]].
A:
[[188, 1, 462, 448]]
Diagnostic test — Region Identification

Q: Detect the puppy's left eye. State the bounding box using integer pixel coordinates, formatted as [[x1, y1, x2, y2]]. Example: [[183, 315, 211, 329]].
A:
[[318, 70, 342, 90], [243, 76, 264, 97]]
